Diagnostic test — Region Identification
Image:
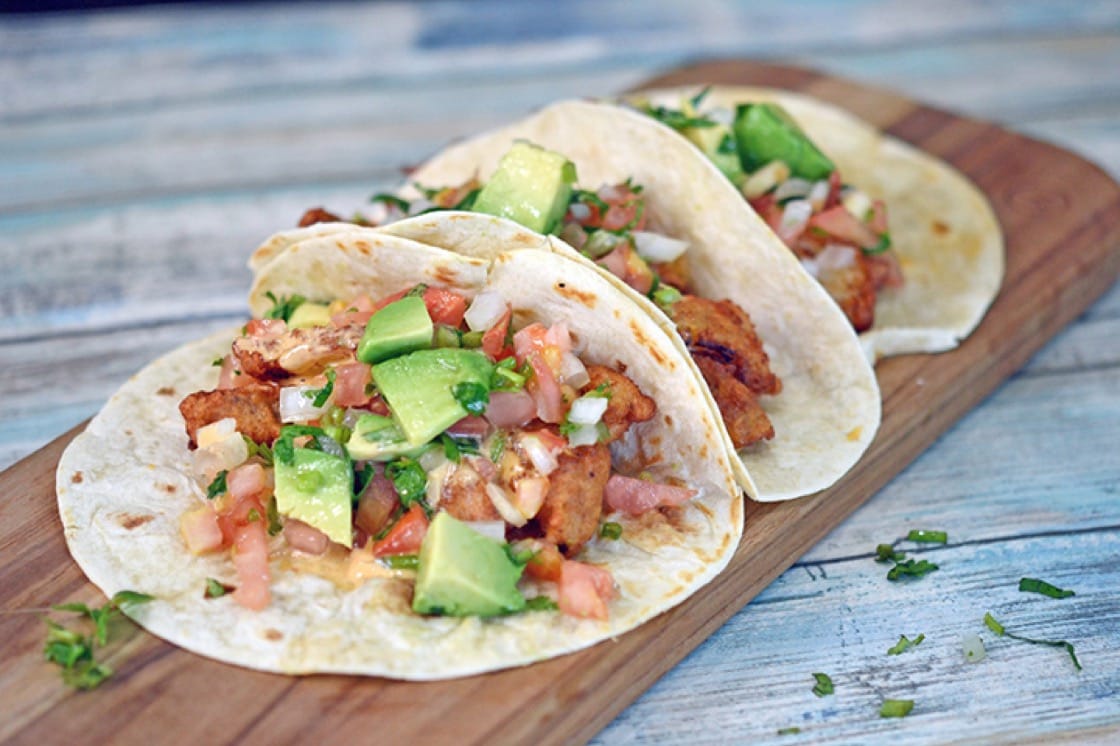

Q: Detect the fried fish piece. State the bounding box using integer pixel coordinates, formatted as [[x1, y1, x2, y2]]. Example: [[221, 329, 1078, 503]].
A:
[[583, 365, 656, 443], [232, 325, 364, 380], [536, 444, 612, 556], [178, 383, 281, 448]]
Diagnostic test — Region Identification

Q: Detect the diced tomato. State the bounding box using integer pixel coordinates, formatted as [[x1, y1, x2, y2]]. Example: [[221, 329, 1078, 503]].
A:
[[520, 540, 564, 582], [621, 245, 655, 295], [597, 243, 629, 280], [231, 519, 271, 610], [603, 474, 697, 516], [227, 462, 271, 503], [216, 495, 266, 547], [481, 307, 514, 361], [421, 286, 468, 327], [485, 390, 537, 428], [526, 353, 565, 424], [866, 251, 904, 290], [180, 505, 223, 555], [372, 287, 410, 311], [868, 199, 889, 235], [371, 504, 429, 557], [513, 323, 550, 361], [749, 193, 786, 236], [283, 519, 331, 555], [245, 318, 286, 338], [808, 205, 881, 250], [598, 183, 646, 232], [558, 560, 616, 620], [824, 170, 844, 210], [332, 294, 376, 328], [332, 362, 372, 407]]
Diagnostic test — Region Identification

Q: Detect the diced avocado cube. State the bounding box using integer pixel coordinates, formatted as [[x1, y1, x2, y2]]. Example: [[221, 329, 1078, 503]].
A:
[[733, 102, 836, 181], [288, 301, 332, 329], [357, 295, 433, 365], [372, 348, 493, 446], [682, 123, 746, 185], [274, 447, 353, 545], [472, 141, 577, 234], [346, 413, 429, 461], [413, 512, 526, 617]]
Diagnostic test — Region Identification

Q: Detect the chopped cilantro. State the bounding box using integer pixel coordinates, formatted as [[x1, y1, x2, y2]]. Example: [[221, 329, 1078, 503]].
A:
[[243, 436, 273, 466], [876, 543, 906, 563], [524, 596, 559, 612], [887, 633, 925, 655], [452, 381, 489, 415], [273, 424, 330, 466], [599, 522, 623, 540], [204, 578, 229, 598], [864, 232, 892, 255], [305, 368, 336, 408], [906, 529, 948, 544], [205, 470, 228, 500], [1018, 577, 1075, 599], [44, 591, 153, 690], [650, 283, 682, 310], [381, 554, 420, 571], [211, 357, 224, 367], [369, 193, 411, 212], [265, 496, 283, 536], [983, 611, 1082, 670], [880, 699, 914, 718], [440, 433, 480, 463], [777, 727, 802, 736], [492, 357, 527, 390], [811, 672, 834, 697], [886, 559, 939, 581], [386, 457, 428, 510], [263, 291, 305, 322], [246, 508, 261, 523], [643, 104, 719, 131], [489, 430, 508, 463]]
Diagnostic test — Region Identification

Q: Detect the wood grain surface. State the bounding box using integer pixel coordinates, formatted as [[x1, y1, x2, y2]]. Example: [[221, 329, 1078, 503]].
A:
[[2, 60, 1118, 746]]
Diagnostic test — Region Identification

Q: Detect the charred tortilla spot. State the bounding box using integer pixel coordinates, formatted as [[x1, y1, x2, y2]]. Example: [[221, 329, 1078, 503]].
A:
[[354, 240, 372, 255], [156, 386, 176, 396], [932, 219, 951, 236], [119, 513, 155, 530], [432, 264, 461, 286], [160, 483, 178, 494], [555, 282, 597, 308], [628, 320, 667, 365], [847, 426, 863, 441], [71, 471, 84, 484], [264, 629, 284, 642], [664, 414, 673, 427]]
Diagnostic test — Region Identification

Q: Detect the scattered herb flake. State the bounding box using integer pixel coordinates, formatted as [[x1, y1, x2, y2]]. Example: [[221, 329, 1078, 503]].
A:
[[381, 554, 420, 571], [206, 470, 228, 499], [205, 578, 229, 598], [983, 611, 1005, 636], [524, 596, 560, 612], [777, 727, 802, 736], [265, 496, 283, 536], [452, 381, 490, 416], [43, 591, 153, 690], [811, 672, 834, 697], [886, 559, 939, 581], [876, 543, 906, 563], [386, 457, 428, 511], [263, 291, 306, 322], [906, 529, 948, 544], [887, 633, 926, 655], [306, 368, 336, 408], [1018, 577, 1075, 599], [880, 699, 914, 718], [984, 612, 1081, 670]]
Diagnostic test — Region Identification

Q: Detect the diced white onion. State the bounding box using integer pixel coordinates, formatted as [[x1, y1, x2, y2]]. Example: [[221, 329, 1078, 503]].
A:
[[566, 423, 601, 448], [197, 417, 238, 449], [632, 231, 689, 263], [568, 395, 609, 425], [772, 177, 812, 203], [779, 199, 813, 237], [559, 352, 590, 389], [707, 106, 733, 126], [279, 385, 330, 423], [485, 483, 527, 527], [521, 434, 559, 476], [366, 201, 393, 226], [817, 244, 858, 271], [464, 291, 507, 332], [567, 202, 592, 221], [407, 198, 433, 216], [464, 520, 506, 542], [842, 188, 873, 221], [193, 433, 249, 483], [962, 634, 986, 663], [808, 179, 830, 210], [741, 160, 791, 199], [425, 460, 452, 509]]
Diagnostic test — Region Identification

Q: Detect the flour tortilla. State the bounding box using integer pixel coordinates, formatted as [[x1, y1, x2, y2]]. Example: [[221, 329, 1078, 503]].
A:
[[389, 99, 881, 502], [57, 231, 742, 680], [638, 86, 1006, 362]]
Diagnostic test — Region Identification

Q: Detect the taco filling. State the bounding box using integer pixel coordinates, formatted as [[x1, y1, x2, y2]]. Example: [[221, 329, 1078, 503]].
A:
[[177, 282, 696, 620], [296, 142, 782, 451], [637, 88, 903, 333]]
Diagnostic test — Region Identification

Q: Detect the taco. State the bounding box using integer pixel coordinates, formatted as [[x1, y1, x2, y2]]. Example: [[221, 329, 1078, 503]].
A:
[[633, 86, 1005, 361], [56, 230, 742, 680], [279, 100, 881, 501]]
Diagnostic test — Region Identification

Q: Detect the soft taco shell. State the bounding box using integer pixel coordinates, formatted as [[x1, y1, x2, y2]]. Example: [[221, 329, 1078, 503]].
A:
[[394, 99, 881, 502], [57, 231, 741, 680], [638, 85, 1005, 361]]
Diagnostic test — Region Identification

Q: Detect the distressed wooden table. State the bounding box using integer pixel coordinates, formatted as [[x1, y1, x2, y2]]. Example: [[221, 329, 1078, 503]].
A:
[[1, 2, 1118, 743]]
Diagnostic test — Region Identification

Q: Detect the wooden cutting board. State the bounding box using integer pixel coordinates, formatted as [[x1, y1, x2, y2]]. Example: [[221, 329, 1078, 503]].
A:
[[2, 60, 1118, 745]]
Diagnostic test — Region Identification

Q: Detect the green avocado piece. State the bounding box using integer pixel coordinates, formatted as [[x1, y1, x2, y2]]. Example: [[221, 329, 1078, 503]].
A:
[[413, 512, 526, 617], [371, 348, 493, 446], [472, 141, 577, 234], [357, 295, 433, 365], [287, 301, 332, 329], [682, 123, 746, 185], [733, 102, 836, 181], [345, 413, 429, 461], [273, 447, 352, 545]]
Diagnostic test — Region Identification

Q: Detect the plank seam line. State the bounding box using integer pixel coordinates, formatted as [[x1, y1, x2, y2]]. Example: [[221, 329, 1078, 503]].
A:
[[1017, 360, 1120, 380], [794, 523, 1120, 568], [0, 311, 244, 347]]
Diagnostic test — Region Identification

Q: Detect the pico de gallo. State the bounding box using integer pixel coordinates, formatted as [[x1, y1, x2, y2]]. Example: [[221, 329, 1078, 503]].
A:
[[638, 87, 904, 332], [178, 283, 699, 620]]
